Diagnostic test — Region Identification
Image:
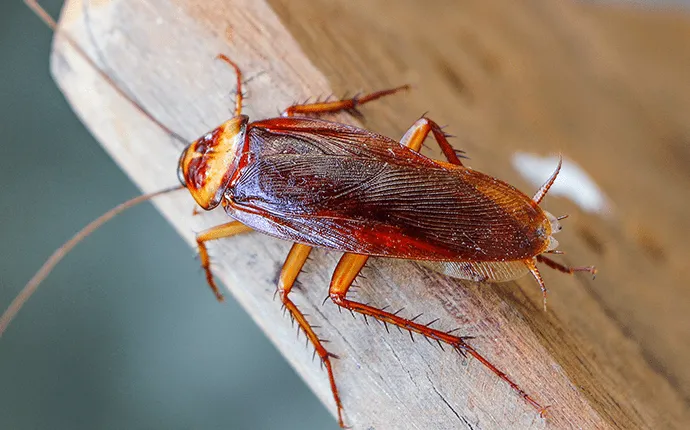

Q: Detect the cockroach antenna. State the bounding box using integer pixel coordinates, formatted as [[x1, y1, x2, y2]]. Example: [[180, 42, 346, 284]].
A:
[[1, 1, 191, 338], [22, 0, 188, 145], [532, 155, 563, 205], [0, 186, 184, 338]]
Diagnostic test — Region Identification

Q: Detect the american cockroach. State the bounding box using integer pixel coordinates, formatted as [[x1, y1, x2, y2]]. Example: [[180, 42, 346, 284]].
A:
[[3, 1, 597, 428]]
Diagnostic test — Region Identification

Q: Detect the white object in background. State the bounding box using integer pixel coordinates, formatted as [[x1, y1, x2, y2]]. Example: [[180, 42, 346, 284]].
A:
[[512, 152, 612, 215]]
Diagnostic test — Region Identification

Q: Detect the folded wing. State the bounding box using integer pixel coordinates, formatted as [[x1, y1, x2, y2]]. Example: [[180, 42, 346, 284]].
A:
[[228, 118, 549, 261]]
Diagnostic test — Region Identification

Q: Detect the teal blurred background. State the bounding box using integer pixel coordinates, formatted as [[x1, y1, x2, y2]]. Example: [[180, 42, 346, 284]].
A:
[[0, 1, 335, 429]]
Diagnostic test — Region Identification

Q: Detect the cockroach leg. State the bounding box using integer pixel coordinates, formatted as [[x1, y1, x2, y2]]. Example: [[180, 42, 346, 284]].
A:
[[525, 260, 549, 312], [536, 255, 597, 278], [215, 54, 245, 116], [329, 253, 546, 415], [532, 156, 562, 204], [399, 117, 464, 165], [281, 85, 409, 118], [278, 243, 345, 427], [195, 220, 253, 301]]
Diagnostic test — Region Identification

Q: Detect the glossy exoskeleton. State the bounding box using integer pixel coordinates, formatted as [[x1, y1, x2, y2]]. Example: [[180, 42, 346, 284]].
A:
[[176, 55, 596, 428]]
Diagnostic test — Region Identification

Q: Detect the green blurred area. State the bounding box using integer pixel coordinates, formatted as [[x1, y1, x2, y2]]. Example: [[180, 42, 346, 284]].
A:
[[0, 1, 335, 429]]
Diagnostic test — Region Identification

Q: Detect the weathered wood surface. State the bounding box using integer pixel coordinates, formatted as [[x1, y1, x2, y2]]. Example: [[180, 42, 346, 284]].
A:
[[49, 0, 690, 428]]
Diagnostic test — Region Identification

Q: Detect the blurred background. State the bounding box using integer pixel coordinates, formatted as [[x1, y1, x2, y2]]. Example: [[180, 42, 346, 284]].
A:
[[0, 1, 336, 429]]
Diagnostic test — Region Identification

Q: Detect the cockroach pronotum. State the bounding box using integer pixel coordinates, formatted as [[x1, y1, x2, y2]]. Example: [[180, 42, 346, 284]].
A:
[[3, 1, 597, 428]]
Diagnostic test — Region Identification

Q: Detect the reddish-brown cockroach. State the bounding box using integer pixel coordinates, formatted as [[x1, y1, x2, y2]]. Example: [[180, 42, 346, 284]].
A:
[[3, 1, 597, 428]]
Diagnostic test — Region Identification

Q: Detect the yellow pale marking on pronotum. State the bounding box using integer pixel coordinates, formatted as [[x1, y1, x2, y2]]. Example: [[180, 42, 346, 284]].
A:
[[178, 116, 249, 209]]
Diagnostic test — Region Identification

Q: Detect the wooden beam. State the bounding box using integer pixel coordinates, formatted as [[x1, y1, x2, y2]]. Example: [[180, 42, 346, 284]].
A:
[[44, 0, 690, 428]]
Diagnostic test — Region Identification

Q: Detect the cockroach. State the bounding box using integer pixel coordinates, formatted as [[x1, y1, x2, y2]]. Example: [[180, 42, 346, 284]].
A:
[[3, 1, 597, 428]]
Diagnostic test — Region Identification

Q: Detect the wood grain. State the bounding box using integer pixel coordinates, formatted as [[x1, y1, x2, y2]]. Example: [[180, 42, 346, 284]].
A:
[[49, 0, 690, 428]]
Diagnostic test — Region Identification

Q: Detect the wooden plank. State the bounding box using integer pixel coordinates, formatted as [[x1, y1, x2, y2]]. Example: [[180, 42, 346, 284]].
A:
[[40, 0, 690, 428]]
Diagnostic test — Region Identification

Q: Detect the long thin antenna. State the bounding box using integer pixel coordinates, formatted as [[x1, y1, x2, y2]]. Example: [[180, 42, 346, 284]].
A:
[[23, 0, 188, 144], [0, 185, 184, 338]]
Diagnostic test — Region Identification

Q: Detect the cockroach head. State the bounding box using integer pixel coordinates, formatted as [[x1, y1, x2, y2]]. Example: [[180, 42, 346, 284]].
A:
[[177, 115, 249, 210]]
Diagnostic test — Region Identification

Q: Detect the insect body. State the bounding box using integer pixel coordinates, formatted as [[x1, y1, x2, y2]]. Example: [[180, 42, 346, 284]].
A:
[[183, 116, 556, 263], [175, 55, 596, 427]]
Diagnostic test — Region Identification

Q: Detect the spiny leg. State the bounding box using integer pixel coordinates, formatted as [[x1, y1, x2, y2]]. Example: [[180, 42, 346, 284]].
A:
[[525, 259, 549, 312], [196, 220, 253, 301], [281, 85, 409, 118], [216, 54, 245, 116], [536, 255, 597, 277], [329, 253, 546, 415], [532, 157, 562, 204], [278, 243, 345, 428], [400, 116, 464, 165]]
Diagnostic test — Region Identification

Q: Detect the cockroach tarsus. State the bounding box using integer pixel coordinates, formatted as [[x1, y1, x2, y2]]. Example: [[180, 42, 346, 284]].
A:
[[5, 1, 598, 428]]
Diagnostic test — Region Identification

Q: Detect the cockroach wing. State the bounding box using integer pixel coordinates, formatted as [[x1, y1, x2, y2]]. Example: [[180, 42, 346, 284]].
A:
[[226, 118, 550, 261]]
